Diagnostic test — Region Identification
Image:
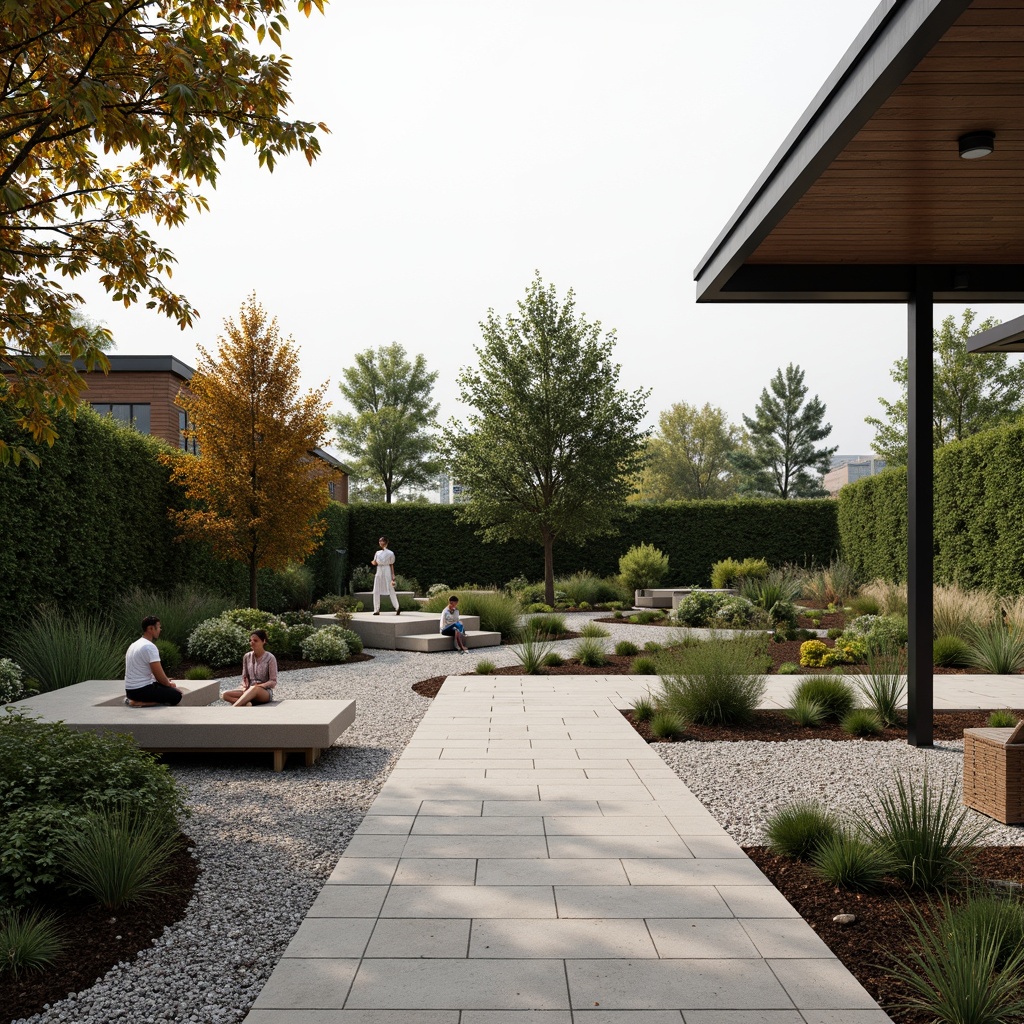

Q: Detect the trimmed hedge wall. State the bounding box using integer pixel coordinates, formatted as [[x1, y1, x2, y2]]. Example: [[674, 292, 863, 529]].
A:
[[837, 422, 1024, 592], [349, 500, 839, 590]]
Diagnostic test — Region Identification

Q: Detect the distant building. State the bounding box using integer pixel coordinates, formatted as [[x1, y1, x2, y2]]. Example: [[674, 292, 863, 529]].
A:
[[438, 471, 450, 504], [823, 454, 887, 497], [75, 355, 349, 502]]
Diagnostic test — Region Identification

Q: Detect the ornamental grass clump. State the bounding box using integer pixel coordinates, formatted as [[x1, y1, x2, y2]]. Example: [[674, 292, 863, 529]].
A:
[[113, 584, 234, 649], [841, 707, 884, 737], [184, 664, 214, 680], [60, 806, 180, 910], [989, 710, 1018, 728], [514, 622, 553, 674], [630, 656, 659, 675], [965, 622, 1024, 675], [423, 591, 521, 639], [765, 800, 841, 859], [861, 772, 991, 890], [933, 584, 997, 639], [8, 606, 127, 692], [615, 640, 641, 657], [631, 695, 656, 722], [474, 659, 496, 675], [529, 613, 567, 638], [541, 651, 564, 667], [811, 832, 893, 892], [580, 622, 610, 638], [573, 637, 608, 667], [786, 694, 826, 727], [648, 710, 686, 740], [790, 676, 857, 722], [856, 644, 906, 727], [657, 635, 767, 727], [889, 893, 1024, 1024], [934, 634, 973, 668], [0, 908, 63, 978]]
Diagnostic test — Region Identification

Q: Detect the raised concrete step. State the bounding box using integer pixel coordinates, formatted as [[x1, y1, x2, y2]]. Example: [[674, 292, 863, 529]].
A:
[[313, 611, 482, 650], [395, 630, 502, 652]]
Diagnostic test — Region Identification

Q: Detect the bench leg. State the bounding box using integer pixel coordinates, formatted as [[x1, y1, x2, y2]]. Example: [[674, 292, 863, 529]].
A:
[[305, 748, 320, 767], [273, 749, 285, 772]]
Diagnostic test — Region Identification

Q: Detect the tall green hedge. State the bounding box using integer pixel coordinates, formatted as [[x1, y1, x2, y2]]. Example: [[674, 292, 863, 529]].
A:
[[349, 499, 839, 589], [837, 422, 1024, 592]]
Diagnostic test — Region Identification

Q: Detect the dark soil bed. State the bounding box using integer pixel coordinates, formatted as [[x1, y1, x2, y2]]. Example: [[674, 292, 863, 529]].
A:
[[746, 845, 1024, 1024], [177, 652, 374, 680], [623, 707, 1024, 743], [2, 837, 201, 1024]]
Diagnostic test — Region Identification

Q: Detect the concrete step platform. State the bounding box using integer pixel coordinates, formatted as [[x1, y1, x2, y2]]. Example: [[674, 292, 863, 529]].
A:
[[314, 611, 482, 650], [395, 630, 502, 652]]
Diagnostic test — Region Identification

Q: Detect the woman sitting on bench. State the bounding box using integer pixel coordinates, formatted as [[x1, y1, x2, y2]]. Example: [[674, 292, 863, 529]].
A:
[[223, 630, 278, 706]]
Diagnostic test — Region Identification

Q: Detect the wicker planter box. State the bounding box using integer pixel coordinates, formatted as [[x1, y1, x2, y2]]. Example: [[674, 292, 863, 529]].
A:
[[963, 727, 1024, 824]]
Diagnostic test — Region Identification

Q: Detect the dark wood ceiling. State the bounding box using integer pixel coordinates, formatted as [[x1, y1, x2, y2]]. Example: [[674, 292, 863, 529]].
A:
[[747, 0, 1024, 267]]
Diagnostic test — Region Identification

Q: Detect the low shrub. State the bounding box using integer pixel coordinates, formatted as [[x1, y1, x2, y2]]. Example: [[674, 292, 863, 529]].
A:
[[7, 607, 127, 692], [631, 696, 656, 721], [826, 627, 844, 640], [525, 602, 554, 614], [630, 656, 659, 675], [426, 583, 451, 598], [221, 607, 278, 632], [0, 711, 185, 903], [649, 710, 686, 740], [334, 628, 363, 656], [615, 640, 641, 657], [0, 908, 63, 977], [841, 708, 884, 737], [154, 639, 182, 673], [676, 591, 726, 627], [811, 832, 891, 891], [573, 637, 608, 667], [989, 709, 1018, 728], [786, 695, 826, 727], [278, 562, 315, 610], [861, 772, 991, 890], [184, 665, 214, 680], [300, 627, 350, 663], [933, 634, 973, 668], [529, 613, 567, 637], [541, 651, 564, 667], [279, 610, 314, 627], [799, 640, 829, 667], [580, 622, 610, 638], [643, 640, 663, 652], [710, 556, 769, 590], [714, 596, 760, 629], [741, 568, 803, 622], [790, 676, 857, 721], [0, 658, 31, 704], [618, 543, 669, 593], [557, 572, 627, 607], [822, 635, 868, 667], [282, 623, 317, 657], [765, 800, 840, 859], [187, 617, 250, 668], [965, 622, 1024, 674], [311, 594, 351, 615], [777, 662, 800, 676], [474, 659, 496, 675], [657, 635, 768, 726], [60, 806, 180, 910]]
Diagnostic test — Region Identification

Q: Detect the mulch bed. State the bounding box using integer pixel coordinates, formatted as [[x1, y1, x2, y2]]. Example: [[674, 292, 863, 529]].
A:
[[622, 707, 1024, 743], [2, 838, 201, 1024], [745, 845, 1024, 1024], [176, 652, 374, 680]]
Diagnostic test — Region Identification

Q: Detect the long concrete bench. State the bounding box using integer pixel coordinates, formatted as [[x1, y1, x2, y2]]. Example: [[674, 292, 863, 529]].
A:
[[16, 679, 355, 772], [635, 587, 738, 609]]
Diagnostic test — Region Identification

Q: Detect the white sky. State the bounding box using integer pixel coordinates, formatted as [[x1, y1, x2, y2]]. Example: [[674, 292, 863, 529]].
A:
[[77, 0, 1023, 458]]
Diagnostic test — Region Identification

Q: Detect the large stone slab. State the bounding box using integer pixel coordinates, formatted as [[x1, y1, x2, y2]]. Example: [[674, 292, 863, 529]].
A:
[[316, 611, 483, 651]]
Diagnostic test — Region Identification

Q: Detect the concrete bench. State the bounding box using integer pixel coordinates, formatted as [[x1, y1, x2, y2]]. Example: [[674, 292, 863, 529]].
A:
[[395, 630, 502, 652], [316, 610, 486, 651], [16, 679, 356, 772]]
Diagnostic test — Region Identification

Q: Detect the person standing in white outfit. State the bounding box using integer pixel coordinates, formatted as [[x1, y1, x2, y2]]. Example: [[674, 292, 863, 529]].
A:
[[371, 535, 400, 615]]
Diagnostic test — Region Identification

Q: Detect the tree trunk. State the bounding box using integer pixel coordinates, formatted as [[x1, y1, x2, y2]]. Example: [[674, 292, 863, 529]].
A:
[[249, 550, 258, 608], [543, 530, 555, 606]]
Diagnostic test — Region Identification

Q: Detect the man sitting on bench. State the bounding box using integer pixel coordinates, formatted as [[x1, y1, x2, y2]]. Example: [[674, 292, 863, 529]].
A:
[[125, 615, 183, 707]]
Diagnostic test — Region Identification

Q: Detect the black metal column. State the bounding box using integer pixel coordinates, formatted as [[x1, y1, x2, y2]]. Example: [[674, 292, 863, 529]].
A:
[[907, 268, 933, 747]]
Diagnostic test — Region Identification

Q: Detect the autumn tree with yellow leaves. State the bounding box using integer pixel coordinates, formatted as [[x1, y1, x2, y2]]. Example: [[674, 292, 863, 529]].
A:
[[0, 0, 329, 467], [164, 297, 336, 608]]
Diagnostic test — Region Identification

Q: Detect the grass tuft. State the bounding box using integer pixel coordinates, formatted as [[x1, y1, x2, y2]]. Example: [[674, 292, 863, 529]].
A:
[[765, 800, 841, 859], [786, 694, 826, 727], [0, 908, 63, 977], [988, 709, 1018, 728], [474, 659, 497, 675], [841, 707, 884, 737], [811, 832, 892, 891], [790, 676, 857, 722], [649, 710, 686, 740], [631, 696, 656, 722], [580, 622, 610, 638], [573, 637, 608, 667]]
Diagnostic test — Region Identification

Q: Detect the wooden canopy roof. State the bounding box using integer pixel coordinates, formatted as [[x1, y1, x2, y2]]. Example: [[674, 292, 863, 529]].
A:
[[695, 0, 1024, 302]]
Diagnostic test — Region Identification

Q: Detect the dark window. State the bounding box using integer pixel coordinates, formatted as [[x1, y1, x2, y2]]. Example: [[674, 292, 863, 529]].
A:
[[328, 480, 336, 499], [179, 411, 198, 454], [91, 402, 151, 434]]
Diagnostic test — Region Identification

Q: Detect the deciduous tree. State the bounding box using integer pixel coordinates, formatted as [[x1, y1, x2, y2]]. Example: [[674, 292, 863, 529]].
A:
[[333, 343, 441, 502], [731, 363, 837, 498], [454, 275, 649, 606], [866, 309, 1024, 465], [163, 296, 336, 607], [0, 0, 328, 467], [637, 402, 742, 501]]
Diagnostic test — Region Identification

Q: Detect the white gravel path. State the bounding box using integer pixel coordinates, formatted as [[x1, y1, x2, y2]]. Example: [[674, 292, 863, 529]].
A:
[[17, 611, 1018, 1024]]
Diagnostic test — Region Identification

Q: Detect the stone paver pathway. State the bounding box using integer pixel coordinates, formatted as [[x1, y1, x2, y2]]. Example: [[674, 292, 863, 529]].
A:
[[244, 676, 892, 1023]]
